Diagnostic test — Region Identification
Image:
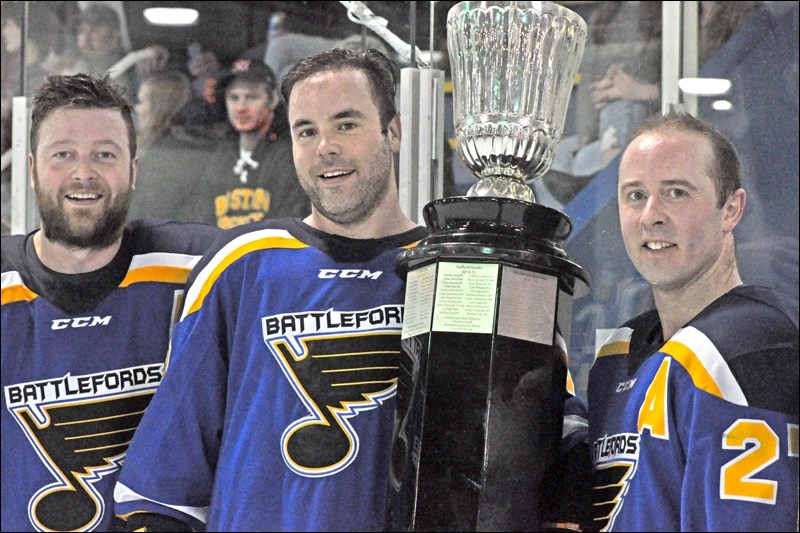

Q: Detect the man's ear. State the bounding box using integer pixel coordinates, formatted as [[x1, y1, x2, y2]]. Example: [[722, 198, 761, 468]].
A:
[[386, 113, 401, 152], [131, 156, 139, 190], [28, 153, 35, 190], [722, 187, 746, 233]]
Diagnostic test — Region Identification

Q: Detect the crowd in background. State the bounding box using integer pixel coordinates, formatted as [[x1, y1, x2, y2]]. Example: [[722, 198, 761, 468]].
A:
[[1, 1, 780, 231]]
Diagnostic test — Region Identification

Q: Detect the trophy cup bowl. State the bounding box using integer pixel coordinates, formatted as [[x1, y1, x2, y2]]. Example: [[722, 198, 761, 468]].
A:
[[448, 0, 587, 202]]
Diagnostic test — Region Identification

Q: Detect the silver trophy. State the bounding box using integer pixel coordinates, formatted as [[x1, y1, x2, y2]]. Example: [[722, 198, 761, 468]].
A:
[[449, 1, 587, 202], [388, 2, 590, 531]]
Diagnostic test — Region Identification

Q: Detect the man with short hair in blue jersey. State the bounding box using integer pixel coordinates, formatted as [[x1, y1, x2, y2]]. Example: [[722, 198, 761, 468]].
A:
[[588, 112, 798, 531], [114, 48, 427, 532]]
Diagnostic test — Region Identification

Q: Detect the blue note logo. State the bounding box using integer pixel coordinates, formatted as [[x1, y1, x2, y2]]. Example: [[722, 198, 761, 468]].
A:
[[262, 306, 403, 477]]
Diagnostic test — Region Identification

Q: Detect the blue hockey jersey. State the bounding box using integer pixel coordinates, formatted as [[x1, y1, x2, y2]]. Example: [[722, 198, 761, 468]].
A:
[[588, 285, 799, 531], [1, 218, 218, 532], [114, 218, 429, 531]]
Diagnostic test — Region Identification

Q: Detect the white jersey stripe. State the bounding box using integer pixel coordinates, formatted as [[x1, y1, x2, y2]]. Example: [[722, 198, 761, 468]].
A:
[[1, 270, 24, 289], [129, 252, 204, 271], [114, 482, 209, 524], [668, 326, 748, 406], [595, 327, 634, 361]]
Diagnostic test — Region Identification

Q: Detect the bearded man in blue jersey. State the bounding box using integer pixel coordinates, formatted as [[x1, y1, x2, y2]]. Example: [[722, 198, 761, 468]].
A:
[[587, 112, 798, 531], [1, 73, 219, 532]]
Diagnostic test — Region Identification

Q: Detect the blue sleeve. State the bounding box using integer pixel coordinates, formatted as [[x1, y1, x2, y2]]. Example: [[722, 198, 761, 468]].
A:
[[562, 385, 589, 454], [114, 272, 232, 531]]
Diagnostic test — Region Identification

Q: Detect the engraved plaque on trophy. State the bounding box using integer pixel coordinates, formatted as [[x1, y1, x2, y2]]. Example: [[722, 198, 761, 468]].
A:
[[387, 2, 589, 531]]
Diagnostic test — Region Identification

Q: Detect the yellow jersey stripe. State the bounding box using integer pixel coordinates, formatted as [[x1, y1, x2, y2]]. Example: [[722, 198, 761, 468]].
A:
[[183, 229, 308, 318], [2, 251, 203, 304], [566, 369, 576, 396], [129, 252, 202, 270], [1, 271, 38, 305], [121, 252, 203, 286], [1, 283, 38, 305], [120, 265, 194, 287], [554, 331, 576, 394]]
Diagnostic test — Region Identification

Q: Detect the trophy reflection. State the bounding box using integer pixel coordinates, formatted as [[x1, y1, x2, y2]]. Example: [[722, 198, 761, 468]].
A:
[[387, 2, 589, 531]]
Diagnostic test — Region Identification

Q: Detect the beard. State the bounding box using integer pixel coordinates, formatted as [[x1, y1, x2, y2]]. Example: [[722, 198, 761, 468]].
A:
[[33, 168, 133, 249], [303, 138, 394, 226]]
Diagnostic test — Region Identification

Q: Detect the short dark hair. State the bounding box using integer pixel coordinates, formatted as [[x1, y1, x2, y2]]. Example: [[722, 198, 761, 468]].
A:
[[633, 112, 742, 208], [281, 48, 397, 132], [30, 73, 137, 159]]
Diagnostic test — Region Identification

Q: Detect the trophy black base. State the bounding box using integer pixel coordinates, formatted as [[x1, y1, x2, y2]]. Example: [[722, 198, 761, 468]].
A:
[[387, 197, 588, 532]]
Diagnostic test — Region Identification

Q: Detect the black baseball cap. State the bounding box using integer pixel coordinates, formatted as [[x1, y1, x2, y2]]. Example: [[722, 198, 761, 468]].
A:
[[204, 59, 279, 105], [216, 59, 277, 92]]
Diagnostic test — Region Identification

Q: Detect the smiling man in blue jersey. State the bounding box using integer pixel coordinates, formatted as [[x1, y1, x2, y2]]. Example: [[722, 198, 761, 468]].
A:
[[587, 113, 798, 531], [113, 48, 428, 532], [0, 74, 219, 532]]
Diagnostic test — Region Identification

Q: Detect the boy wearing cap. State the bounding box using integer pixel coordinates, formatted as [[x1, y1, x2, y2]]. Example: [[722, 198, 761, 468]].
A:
[[54, 5, 131, 97], [197, 58, 309, 229]]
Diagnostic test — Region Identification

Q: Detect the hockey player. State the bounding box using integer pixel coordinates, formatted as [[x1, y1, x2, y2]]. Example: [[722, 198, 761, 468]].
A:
[[0, 74, 220, 531], [113, 48, 427, 531], [588, 112, 798, 531]]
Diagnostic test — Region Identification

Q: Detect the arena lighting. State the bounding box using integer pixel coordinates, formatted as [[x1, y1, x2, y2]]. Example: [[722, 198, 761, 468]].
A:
[[143, 7, 199, 26], [678, 77, 732, 96], [712, 100, 733, 111]]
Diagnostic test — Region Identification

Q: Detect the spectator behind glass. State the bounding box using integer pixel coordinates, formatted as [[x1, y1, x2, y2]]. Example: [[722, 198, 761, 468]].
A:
[[195, 58, 309, 228], [1, 2, 67, 235], [586, 1, 760, 136], [697, 1, 762, 65], [536, 1, 762, 210], [581, 0, 760, 170], [127, 70, 215, 223], [1, 3, 63, 97], [135, 71, 192, 150], [57, 4, 132, 97], [176, 41, 228, 135], [583, 1, 662, 162], [56, 4, 169, 104], [263, 11, 392, 95], [263, 11, 341, 82], [534, 1, 662, 209]]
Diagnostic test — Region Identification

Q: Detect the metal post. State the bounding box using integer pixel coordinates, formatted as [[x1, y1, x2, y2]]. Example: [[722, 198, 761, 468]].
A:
[[682, 1, 699, 116], [662, 2, 683, 113], [398, 68, 445, 224], [10, 96, 37, 235]]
